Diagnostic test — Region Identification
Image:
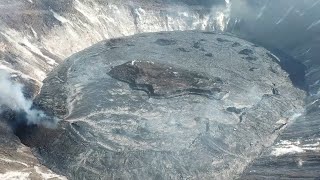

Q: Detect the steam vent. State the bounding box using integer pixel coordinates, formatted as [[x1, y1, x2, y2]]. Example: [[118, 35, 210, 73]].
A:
[[0, 0, 320, 180]]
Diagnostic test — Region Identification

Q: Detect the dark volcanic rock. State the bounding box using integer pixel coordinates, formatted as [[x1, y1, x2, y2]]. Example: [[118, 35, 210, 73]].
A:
[[155, 39, 177, 46], [217, 38, 230, 42], [226, 107, 243, 114], [232, 42, 241, 47], [108, 61, 225, 99], [239, 49, 254, 56], [205, 53, 213, 57], [27, 31, 305, 180]]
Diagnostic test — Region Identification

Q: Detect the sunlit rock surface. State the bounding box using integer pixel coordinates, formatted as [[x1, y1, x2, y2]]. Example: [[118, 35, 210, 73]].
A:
[[26, 31, 305, 179]]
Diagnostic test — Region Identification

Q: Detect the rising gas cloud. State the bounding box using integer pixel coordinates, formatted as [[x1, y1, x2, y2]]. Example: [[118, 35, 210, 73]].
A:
[[0, 70, 56, 128]]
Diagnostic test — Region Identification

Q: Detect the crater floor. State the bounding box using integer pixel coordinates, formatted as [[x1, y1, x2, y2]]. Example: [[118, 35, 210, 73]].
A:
[[23, 31, 305, 179]]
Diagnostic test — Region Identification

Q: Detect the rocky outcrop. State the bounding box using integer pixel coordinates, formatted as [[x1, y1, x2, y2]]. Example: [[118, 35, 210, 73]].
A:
[[108, 61, 226, 99]]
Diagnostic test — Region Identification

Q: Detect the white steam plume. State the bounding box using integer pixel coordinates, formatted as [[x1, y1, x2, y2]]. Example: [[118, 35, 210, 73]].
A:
[[0, 70, 56, 128], [212, 0, 231, 31]]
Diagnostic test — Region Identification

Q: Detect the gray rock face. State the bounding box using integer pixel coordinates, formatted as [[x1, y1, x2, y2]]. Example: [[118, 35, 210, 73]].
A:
[[24, 31, 305, 179]]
